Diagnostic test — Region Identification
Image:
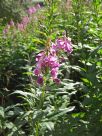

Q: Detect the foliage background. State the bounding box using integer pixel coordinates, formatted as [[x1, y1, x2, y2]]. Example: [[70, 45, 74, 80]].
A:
[[0, 0, 102, 136]]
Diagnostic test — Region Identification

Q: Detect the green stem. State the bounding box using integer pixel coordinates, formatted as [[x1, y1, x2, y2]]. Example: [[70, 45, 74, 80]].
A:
[[35, 121, 39, 136], [39, 82, 46, 109]]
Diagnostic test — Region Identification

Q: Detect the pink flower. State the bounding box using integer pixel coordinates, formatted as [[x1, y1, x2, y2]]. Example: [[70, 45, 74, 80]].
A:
[[34, 68, 40, 76], [3, 28, 8, 34], [22, 16, 30, 26], [36, 4, 41, 9], [51, 43, 57, 54], [32, 7, 36, 13], [3, 24, 10, 34], [53, 78, 61, 84], [41, 55, 59, 69], [64, 38, 73, 53], [56, 37, 73, 53], [27, 8, 33, 15], [37, 76, 43, 85], [33, 36, 73, 85], [36, 51, 45, 62], [56, 39, 65, 50], [51, 68, 58, 79], [27, 7, 36, 15], [9, 20, 14, 26], [34, 51, 60, 84], [17, 23, 24, 31], [50, 44, 56, 55]]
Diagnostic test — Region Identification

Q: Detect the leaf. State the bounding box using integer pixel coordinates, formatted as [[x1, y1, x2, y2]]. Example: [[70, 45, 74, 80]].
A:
[[22, 111, 33, 119], [61, 82, 81, 90], [42, 122, 54, 131], [32, 110, 44, 122], [5, 122, 14, 129], [72, 112, 85, 118], [90, 44, 102, 57], [7, 111, 14, 117], [0, 107, 4, 118], [32, 38, 44, 44], [46, 107, 75, 120], [71, 65, 81, 72], [5, 104, 22, 112], [10, 90, 37, 99], [56, 92, 69, 95], [81, 78, 90, 84]]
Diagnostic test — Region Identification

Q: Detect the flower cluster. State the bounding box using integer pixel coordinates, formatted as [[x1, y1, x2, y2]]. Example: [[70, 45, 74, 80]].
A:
[[55, 37, 73, 53], [34, 36, 73, 85], [3, 4, 41, 34], [27, 4, 40, 15], [17, 16, 30, 31], [3, 20, 15, 34]]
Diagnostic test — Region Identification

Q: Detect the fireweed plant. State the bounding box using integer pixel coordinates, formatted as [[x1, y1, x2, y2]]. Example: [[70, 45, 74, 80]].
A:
[[34, 36, 73, 85], [3, 3, 41, 34], [0, 0, 102, 135]]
